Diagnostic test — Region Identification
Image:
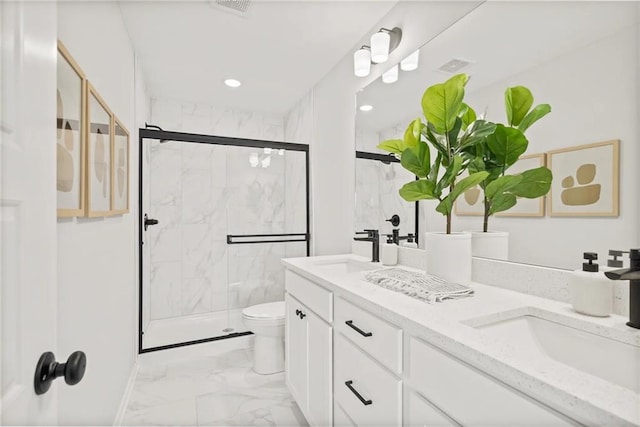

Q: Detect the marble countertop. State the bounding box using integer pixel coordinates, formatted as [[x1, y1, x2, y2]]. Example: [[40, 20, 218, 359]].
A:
[[282, 254, 640, 427]]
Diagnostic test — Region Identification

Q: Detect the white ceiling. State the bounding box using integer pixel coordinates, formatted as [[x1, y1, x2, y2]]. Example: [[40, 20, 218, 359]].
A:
[[118, 0, 397, 114], [357, 1, 639, 133]]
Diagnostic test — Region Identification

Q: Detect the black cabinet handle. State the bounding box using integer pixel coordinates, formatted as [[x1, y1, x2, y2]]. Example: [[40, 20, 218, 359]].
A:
[[299, 311, 306, 319], [295, 309, 301, 316], [345, 380, 372, 406], [345, 320, 373, 337]]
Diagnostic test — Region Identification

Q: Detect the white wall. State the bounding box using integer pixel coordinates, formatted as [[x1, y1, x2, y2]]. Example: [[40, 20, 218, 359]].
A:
[[420, 24, 639, 270], [57, 3, 148, 424], [284, 1, 482, 256]]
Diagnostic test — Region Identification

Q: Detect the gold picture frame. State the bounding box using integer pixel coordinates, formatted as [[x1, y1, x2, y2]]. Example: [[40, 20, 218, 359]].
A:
[[496, 153, 547, 217], [85, 83, 114, 217], [57, 41, 86, 217], [111, 116, 130, 215], [547, 140, 620, 217]]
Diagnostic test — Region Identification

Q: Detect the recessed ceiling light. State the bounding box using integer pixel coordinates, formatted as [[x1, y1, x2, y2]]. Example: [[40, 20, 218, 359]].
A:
[[359, 105, 373, 112], [224, 78, 241, 88]]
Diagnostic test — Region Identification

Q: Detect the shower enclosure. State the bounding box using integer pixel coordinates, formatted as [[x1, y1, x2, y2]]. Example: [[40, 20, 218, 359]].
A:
[[138, 128, 309, 352]]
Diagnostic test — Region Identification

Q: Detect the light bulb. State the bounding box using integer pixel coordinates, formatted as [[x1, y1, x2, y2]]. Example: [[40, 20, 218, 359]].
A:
[[401, 49, 419, 71], [353, 48, 371, 77], [359, 105, 373, 112], [263, 147, 272, 154], [261, 156, 271, 168], [278, 149, 285, 156], [382, 64, 398, 84], [249, 152, 259, 167], [224, 79, 241, 88], [370, 31, 390, 63]]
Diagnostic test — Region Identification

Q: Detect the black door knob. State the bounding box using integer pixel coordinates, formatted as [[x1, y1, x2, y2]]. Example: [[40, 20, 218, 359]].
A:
[[34, 351, 87, 395]]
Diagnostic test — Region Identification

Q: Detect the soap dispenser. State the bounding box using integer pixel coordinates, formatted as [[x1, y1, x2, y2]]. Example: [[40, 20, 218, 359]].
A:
[[568, 252, 612, 317], [380, 235, 398, 266]]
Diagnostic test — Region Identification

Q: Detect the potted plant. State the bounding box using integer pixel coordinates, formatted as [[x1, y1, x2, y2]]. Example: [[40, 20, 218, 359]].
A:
[[377, 74, 494, 283], [464, 86, 553, 259]]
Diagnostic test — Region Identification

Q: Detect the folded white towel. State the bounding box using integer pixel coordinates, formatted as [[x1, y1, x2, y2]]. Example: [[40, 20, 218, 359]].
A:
[[364, 267, 474, 303]]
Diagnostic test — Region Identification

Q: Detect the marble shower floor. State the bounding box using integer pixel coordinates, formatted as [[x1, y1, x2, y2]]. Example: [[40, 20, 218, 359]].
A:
[[122, 347, 308, 426]]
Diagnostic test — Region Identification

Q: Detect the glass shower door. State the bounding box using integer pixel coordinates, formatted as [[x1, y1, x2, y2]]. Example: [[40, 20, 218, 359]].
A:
[[139, 130, 309, 352]]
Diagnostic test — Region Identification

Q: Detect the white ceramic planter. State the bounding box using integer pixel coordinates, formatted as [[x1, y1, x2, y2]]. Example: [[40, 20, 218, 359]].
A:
[[425, 232, 472, 284], [470, 231, 509, 260]]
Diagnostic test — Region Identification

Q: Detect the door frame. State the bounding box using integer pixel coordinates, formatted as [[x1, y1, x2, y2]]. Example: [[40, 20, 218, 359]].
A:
[[137, 128, 311, 354]]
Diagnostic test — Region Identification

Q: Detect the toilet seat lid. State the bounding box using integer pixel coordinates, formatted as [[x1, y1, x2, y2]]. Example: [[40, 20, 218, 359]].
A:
[[242, 301, 285, 319]]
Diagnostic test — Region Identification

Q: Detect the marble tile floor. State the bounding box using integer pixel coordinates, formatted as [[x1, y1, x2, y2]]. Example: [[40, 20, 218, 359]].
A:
[[122, 347, 308, 426]]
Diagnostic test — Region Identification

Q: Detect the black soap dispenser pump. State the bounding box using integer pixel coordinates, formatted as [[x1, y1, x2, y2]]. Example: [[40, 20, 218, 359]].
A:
[[568, 252, 612, 317]]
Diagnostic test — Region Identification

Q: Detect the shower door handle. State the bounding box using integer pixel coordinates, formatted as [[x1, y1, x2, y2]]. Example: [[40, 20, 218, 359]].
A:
[[144, 214, 159, 231]]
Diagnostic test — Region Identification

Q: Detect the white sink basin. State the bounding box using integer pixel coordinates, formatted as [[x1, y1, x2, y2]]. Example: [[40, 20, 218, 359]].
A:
[[312, 259, 379, 275], [474, 315, 640, 394]]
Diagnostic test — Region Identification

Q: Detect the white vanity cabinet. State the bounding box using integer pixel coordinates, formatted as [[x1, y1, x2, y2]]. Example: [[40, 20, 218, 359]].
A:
[[407, 337, 574, 426], [285, 272, 333, 427], [283, 264, 579, 427]]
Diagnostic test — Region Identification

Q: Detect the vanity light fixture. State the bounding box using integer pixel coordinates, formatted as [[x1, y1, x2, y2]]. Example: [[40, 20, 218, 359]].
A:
[[249, 152, 259, 167], [261, 155, 271, 168], [359, 104, 373, 112], [354, 27, 402, 77], [370, 27, 403, 64], [400, 49, 420, 71], [382, 64, 398, 84], [354, 46, 371, 77], [224, 78, 242, 88]]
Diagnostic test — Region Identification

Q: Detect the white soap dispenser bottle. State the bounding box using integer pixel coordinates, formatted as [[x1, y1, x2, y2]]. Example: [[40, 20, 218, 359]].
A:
[[380, 235, 398, 266], [568, 252, 612, 317]]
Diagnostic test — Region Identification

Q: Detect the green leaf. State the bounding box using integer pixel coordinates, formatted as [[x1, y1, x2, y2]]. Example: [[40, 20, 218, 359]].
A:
[[421, 125, 448, 157], [486, 125, 529, 168], [400, 143, 431, 178], [399, 180, 437, 201], [489, 193, 517, 215], [403, 118, 422, 147], [428, 152, 442, 184], [459, 120, 496, 150], [512, 166, 552, 198], [436, 171, 490, 216], [422, 73, 469, 134], [459, 102, 477, 130], [485, 174, 523, 199], [505, 86, 533, 127], [518, 104, 551, 133], [447, 117, 463, 150], [436, 155, 463, 194], [377, 139, 406, 154]]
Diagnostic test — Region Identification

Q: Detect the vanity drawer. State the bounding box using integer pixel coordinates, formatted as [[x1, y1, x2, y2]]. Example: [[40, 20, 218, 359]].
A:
[[334, 297, 402, 374], [408, 337, 573, 426], [405, 389, 458, 427], [285, 270, 332, 322], [334, 333, 402, 426]]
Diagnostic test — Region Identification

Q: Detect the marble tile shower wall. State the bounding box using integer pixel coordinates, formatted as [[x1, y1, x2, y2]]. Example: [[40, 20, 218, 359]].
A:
[[148, 98, 307, 321]]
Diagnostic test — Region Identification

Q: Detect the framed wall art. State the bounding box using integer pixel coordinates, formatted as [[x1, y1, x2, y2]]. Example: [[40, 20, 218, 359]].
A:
[[111, 116, 130, 214], [547, 140, 619, 217], [57, 41, 86, 217], [454, 170, 484, 216], [86, 83, 113, 217], [496, 153, 547, 217]]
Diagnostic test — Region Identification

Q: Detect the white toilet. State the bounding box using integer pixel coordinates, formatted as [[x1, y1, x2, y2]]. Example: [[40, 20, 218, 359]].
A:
[[241, 301, 285, 375]]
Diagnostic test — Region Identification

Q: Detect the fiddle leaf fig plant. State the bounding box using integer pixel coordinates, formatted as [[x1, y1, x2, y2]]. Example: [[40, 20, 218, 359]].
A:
[[465, 86, 553, 231], [377, 73, 492, 234]]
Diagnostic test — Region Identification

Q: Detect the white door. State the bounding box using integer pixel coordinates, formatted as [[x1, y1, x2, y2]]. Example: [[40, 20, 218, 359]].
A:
[[1, 1, 58, 424]]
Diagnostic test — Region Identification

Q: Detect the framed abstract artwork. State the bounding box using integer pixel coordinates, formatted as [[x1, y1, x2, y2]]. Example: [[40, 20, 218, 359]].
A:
[[547, 140, 619, 217], [496, 153, 547, 217], [86, 83, 113, 217], [454, 170, 484, 216], [111, 116, 129, 214], [57, 41, 86, 217]]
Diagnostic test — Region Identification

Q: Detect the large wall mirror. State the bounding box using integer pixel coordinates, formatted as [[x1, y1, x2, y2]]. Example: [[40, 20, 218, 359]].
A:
[[355, 2, 639, 270]]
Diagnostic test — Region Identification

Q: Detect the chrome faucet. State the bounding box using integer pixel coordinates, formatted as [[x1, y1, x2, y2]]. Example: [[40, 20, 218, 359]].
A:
[[605, 248, 640, 329], [354, 229, 380, 263]]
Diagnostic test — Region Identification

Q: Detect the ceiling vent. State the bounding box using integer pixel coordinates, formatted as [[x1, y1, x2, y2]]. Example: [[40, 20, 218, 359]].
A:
[[437, 58, 474, 74], [209, 0, 252, 17]]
